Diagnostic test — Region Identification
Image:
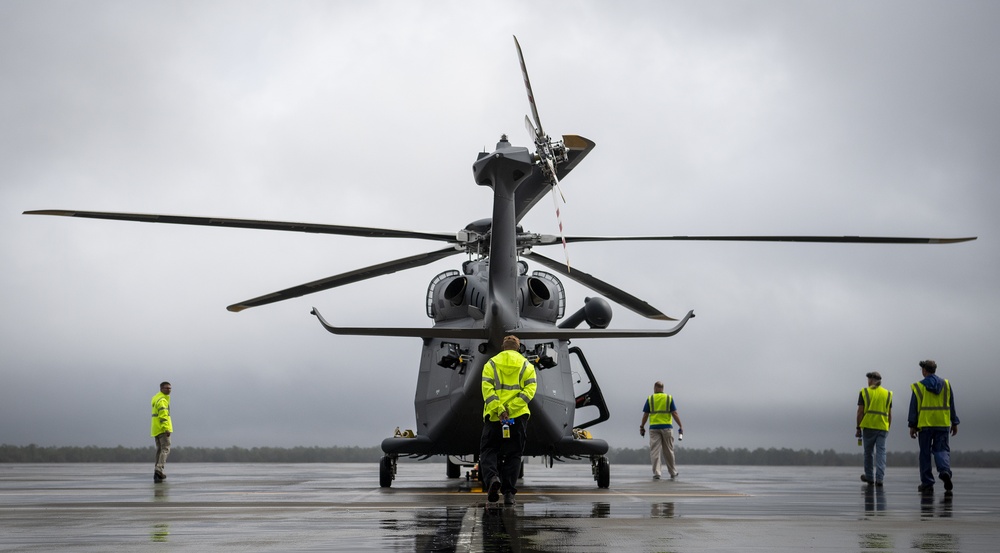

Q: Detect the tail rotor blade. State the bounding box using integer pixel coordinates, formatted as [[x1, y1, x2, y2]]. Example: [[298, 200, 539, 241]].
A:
[[547, 158, 567, 203], [514, 35, 544, 138], [513, 35, 573, 271], [524, 115, 539, 143], [549, 181, 570, 272]]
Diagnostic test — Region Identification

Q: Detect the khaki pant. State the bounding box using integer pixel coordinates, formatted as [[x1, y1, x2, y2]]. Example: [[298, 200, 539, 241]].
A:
[[154, 432, 171, 475], [649, 428, 677, 478]]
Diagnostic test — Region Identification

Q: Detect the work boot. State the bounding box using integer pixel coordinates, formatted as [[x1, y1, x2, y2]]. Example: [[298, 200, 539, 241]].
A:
[[487, 478, 501, 503], [504, 492, 516, 506], [860, 475, 873, 485], [941, 472, 953, 491], [153, 471, 165, 483], [917, 484, 933, 493]]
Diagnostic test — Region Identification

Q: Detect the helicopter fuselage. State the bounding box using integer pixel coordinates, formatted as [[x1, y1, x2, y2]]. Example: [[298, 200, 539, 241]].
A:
[[383, 259, 607, 458], [381, 138, 611, 460]]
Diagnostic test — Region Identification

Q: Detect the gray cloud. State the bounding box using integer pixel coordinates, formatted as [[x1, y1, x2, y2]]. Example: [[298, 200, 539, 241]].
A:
[[2, 1, 997, 455]]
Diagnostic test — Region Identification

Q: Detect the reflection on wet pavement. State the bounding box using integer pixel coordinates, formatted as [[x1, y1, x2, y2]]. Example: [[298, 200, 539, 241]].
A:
[[864, 485, 887, 514], [0, 463, 997, 552], [913, 532, 959, 552], [921, 490, 954, 519]]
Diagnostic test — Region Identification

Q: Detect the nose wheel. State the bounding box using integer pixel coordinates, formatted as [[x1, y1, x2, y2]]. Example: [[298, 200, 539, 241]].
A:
[[592, 455, 610, 488], [379, 454, 397, 488]]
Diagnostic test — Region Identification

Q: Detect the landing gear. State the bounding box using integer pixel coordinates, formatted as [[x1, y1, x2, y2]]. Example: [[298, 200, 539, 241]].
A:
[[446, 457, 461, 479], [379, 454, 397, 488], [591, 455, 610, 488]]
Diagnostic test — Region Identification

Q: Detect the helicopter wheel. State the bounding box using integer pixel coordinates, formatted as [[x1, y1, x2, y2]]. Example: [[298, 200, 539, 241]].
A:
[[594, 455, 610, 489], [379, 454, 396, 488]]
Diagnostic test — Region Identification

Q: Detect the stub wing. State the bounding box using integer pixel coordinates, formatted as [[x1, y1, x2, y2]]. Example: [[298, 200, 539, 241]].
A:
[[311, 308, 488, 339], [512, 310, 695, 340], [312, 308, 694, 340]]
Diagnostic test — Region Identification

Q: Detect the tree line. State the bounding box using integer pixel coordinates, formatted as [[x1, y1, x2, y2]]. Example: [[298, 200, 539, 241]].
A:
[[3, 444, 999, 466], [0, 444, 382, 463], [615, 447, 1000, 467]]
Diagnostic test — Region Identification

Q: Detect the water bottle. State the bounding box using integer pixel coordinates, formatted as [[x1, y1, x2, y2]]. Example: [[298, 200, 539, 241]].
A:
[[678, 430, 683, 441], [857, 432, 862, 447], [502, 423, 510, 439]]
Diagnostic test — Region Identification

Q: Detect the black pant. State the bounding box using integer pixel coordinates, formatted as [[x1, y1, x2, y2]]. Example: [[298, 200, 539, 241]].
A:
[[479, 416, 528, 495]]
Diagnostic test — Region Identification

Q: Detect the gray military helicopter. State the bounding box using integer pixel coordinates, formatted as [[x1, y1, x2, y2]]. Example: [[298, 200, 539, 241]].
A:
[[25, 37, 975, 488]]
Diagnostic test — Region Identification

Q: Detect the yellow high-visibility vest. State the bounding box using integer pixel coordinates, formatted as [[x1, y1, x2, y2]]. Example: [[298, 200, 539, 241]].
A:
[[860, 386, 892, 431], [481, 350, 537, 422], [912, 380, 951, 428], [150, 392, 172, 437], [647, 393, 673, 426]]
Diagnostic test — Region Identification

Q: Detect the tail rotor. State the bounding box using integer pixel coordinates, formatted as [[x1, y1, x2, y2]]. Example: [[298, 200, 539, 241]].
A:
[[515, 35, 572, 271]]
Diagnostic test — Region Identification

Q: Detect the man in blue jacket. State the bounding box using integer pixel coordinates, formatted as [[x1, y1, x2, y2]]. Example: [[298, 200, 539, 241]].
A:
[[908, 360, 959, 493]]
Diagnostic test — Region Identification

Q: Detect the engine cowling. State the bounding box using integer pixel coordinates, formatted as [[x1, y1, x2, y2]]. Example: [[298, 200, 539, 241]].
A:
[[426, 264, 488, 322]]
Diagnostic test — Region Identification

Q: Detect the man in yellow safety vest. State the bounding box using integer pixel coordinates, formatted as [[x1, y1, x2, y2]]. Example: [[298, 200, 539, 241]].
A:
[[908, 360, 959, 493], [856, 371, 892, 486], [151, 381, 173, 483], [639, 381, 684, 480], [480, 335, 536, 506]]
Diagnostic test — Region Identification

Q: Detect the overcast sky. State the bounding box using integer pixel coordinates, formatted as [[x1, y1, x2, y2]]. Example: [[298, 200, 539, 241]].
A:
[[2, 1, 997, 457]]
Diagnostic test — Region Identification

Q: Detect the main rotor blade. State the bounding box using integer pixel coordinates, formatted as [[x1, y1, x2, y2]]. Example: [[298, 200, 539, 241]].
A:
[[523, 251, 677, 321], [23, 210, 456, 243], [228, 247, 460, 312], [551, 234, 977, 245]]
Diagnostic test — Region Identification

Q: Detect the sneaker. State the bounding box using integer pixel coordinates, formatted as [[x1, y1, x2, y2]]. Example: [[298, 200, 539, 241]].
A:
[[875, 481, 884, 487], [503, 492, 516, 506], [941, 473, 953, 491], [653, 474, 661, 480], [487, 478, 501, 503], [917, 484, 934, 492], [153, 472, 164, 483], [670, 473, 679, 479], [860, 475, 873, 484]]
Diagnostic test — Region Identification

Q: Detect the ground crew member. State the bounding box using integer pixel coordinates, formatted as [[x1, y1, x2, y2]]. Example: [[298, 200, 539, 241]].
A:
[[909, 360, 959, 492], [639, 381, 684, 480], [856, 371, 892, 486], [151, 381, 172, 483], [480, 335, 536, 506]]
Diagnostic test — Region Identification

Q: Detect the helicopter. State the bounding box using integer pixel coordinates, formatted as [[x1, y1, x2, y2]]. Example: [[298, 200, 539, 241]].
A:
[[24, 37, 975, 488]]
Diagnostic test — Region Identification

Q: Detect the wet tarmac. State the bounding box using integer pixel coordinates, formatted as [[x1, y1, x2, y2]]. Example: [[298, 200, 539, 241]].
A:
[[1, 462, 998, 551]]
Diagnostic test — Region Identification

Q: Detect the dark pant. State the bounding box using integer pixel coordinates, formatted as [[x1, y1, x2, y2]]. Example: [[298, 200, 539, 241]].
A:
[[917, 428, 952, 486], [479, 416, 528, 495]]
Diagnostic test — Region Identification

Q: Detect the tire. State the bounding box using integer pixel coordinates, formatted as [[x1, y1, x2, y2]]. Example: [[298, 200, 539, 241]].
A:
[[596, 456, 610, 489], [379, 455, 394, 488]]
